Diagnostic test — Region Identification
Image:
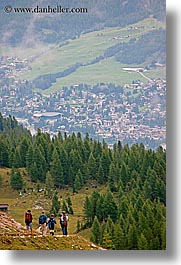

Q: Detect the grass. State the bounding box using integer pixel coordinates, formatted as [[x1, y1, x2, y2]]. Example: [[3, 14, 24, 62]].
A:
[[0, 234, 101, 250], [0, 168, 106, 236], [1, 17, 165, 94], [43, 59, 148, 95]]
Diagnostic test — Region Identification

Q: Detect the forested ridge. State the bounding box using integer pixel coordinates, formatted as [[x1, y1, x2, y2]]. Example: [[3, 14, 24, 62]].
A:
[[0, 114, 166, 250], [0, 0, 165, 46]]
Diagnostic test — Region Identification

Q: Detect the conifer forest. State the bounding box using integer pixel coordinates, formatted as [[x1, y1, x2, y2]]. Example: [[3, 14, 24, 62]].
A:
[[0, 114, 166, 250]]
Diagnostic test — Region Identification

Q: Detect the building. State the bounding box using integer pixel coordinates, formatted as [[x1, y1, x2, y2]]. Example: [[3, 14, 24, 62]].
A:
[[0, 204, 9, 212]]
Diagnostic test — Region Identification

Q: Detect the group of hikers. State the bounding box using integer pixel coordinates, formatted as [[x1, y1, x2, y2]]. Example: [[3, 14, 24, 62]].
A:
[[25, 209, 68, 236]]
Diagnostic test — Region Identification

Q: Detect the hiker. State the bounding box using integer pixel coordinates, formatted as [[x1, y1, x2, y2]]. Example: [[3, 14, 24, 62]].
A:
[[25, 209, 33, 236], [47, 214, 56, 236], [60, 211, 68, 235], [38, 211, 48, 236]]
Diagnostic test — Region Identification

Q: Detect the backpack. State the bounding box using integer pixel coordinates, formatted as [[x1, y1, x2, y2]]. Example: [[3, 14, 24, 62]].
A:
[[48, 218, 55, 229], [63, 215, 67, 226], [25, 212, 31, 223], [39, 214, 46, 224]]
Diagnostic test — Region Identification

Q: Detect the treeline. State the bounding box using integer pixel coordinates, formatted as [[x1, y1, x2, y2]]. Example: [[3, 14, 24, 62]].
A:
[[82, 190, 165, 250], [0, 113, 18, 132], [0, 114, 166, 249], [0, 114, 166, 196]]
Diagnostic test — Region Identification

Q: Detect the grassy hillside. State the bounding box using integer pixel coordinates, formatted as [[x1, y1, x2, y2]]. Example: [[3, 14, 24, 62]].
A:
[[0, 167, 107, 249], [0, 234, 105, 250], [1, 17, 165, 95], [0, 168, 105, 235]]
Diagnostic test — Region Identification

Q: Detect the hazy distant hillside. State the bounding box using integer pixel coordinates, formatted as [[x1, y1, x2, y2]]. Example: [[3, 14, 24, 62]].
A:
[[0, 0, 165, 46]]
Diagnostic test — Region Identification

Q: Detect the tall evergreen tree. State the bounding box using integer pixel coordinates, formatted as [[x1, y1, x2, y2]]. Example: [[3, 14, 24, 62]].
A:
[[83, 196, 93, 227], [26, 144, 34, 169], [87, 152, 97, 179], [19, 138, 29, 167], [29, 162, 39, 182], [59, 146, 69, 184], [103, 190, 118, 222], [62, 200, 68, 213], [51, 192, 60, 215], [91, 216, 101, 244], [34, 145, 46, 182], [108, 162, 117, 192], [97, 164, 104, 184], [138, 233, 148, 250], [102, 231, 114, 250], [50, 148, 64, 188], [45, 171, 54, 198], [74, 169, 83, 192], [120, 161, 129, 189], [12, 146, 21, 168], [113, 224, 125, 250], [0, 140, 9, 167], [10, 168, 23, 190], [127, 223, 137, 250], [96, 195, 105, 222], [100, 148, 111, 182]]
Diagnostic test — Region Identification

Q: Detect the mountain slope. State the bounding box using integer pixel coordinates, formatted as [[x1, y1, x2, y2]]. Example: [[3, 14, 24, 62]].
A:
[[0, 0, 165, 46], [0, 212, 105, 250]]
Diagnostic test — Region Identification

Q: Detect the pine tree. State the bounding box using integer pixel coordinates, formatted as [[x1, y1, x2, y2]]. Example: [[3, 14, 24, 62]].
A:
[[59, 146, 69, 185], [108, 162, 117, 192], [96, 195, 105, 222], [26, 144, 34, 169], [50, 148, 64, 188], [102, 231, 114, 249], [120, 161, 129, 190], [67, 196, 74, 214], [91, 191, 100, 216], [87, 152, 97, 179], [97, 164, 104, 184], [161, 222, 166, 250], [69, 149, 83, 176], [10, 168, 23, 190], [153, 160, 166, 182], [118, 195, 129, 219], [62, 200, 68, 213], [51, 192, 60, 215], [103, 190, 118, 222], [138, 233, 148, 250], [0, 140, 9, 167], [100, 148, 111, 182], [12, 146, 21, 168], [36, 182, 41, 192], [105, 215, 114, 239], [143, 167, 159, 201], [91, 216, 101, 244], [76, 219, 81, 233], [29, 162, 39, 182], [127, 223, 137, 249], [45, 171, 54, 198], [151, 236, 161, 250], [113, 224, 125, 250], [74, 169, 83, 192], [19, 137, 29, 167], [34, 145, 46, 182], [83, 196, 93, 226]]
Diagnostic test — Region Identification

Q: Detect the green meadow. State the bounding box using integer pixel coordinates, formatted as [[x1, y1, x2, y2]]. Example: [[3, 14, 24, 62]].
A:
[[1, 17, 165, 94]]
